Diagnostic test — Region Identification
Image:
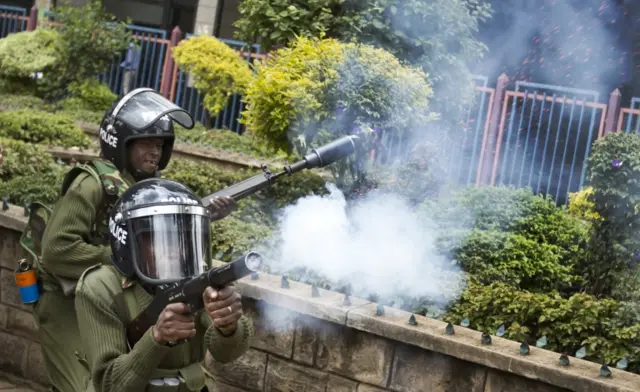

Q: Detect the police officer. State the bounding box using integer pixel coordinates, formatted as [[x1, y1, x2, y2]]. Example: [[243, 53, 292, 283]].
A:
[[36, 88, 236, 392], [75, 178, 253, 392]]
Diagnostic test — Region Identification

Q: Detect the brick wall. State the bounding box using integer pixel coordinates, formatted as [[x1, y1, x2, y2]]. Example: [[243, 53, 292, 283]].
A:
[[2, 204, 640, 392]]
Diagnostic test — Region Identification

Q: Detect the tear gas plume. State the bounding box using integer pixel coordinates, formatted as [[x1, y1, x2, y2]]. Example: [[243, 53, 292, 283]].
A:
[[258, 183, 466, 311]]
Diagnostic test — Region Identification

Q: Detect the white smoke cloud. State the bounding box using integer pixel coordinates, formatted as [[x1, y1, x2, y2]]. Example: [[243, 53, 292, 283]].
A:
[[258, 183, 466, 309]]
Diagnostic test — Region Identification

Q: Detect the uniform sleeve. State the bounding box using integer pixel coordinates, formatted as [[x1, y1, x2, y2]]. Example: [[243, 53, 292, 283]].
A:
[[41, 172, 112, 278], [199, 312, 254, 363], [76, 286, 172, 392]]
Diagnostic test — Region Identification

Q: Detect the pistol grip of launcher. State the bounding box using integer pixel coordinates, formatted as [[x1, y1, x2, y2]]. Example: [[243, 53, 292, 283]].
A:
[[167, 295, 206, 346]]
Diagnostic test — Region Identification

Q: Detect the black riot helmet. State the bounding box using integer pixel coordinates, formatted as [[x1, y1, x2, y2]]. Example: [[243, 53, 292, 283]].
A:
[[99, 88, 195, 179], [109, 178, 211, 287]]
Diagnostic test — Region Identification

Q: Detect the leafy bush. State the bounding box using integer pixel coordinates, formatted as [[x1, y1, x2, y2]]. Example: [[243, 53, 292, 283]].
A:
[[428, 186, 589, 276], [244, 36, 435, 185], [451, 230, 576, 292], [583, 132, 640, 297], [0, 138, 58, 181], [354, 141, 447, 205], [0, 110, 91, 148], [0, 163, 68, 207], [0, 94, 104, 124], [445, 280, 640, 372], [0, 94, 50, 110], [61, 79, 117, 112], [172, 35, 254, 115], [0, 28, 61, 94]]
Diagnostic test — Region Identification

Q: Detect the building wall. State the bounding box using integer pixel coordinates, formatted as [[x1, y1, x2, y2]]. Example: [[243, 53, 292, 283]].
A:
[[1, 202, 640, 392]]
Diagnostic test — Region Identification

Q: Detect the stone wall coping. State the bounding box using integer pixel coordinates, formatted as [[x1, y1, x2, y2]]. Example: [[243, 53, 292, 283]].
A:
[[2, 206, 640, 392]]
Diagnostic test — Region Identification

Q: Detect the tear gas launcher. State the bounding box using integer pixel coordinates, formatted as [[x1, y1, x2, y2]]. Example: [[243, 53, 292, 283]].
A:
[[201, 134, 360, 205]]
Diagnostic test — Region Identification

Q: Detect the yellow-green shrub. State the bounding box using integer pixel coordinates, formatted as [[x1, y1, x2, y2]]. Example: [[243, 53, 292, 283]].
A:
[[172, 35, 254, 115], [243, 37, 344, 153], [242, 36, 435, 187], [244, 37, 435, 150]]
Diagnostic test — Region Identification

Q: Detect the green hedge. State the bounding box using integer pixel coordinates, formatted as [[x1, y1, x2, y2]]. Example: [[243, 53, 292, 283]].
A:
[[0, 109, 91, 148], [0, 138, 59, 181], [428, 186, 589, 284], [445, 279, 640, 372]]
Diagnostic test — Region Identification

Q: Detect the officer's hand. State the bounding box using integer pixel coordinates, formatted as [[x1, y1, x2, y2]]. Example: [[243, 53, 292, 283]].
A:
[[207, 196, 237, 221], [151, 303, 196, 344], [203, 285, 243, 334]]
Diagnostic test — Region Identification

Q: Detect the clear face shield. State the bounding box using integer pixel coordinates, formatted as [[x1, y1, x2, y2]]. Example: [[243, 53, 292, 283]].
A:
[[114, 88, 195, 131], [129, 206, 210, 284]]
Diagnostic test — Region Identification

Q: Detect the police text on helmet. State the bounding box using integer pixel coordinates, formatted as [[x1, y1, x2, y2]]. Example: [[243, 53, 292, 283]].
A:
[[162, 196, 199, 205], [109, 217, 127, 245], [100, 127, 118, 148]]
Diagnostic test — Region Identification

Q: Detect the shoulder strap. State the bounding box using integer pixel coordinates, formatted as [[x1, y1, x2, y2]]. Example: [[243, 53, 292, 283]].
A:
[[19, 202, 52, 264], [61, 159, 128, 199]]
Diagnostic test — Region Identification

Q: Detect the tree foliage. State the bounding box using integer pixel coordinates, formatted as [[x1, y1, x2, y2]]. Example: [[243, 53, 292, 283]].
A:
[[41, 0, 130, 99]]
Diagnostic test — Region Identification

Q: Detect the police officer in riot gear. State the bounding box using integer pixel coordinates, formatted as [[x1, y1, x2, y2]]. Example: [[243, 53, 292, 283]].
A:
[[75, 178, 253, 392], [37, 88, 237, 392], [99, 88, 193, 180]]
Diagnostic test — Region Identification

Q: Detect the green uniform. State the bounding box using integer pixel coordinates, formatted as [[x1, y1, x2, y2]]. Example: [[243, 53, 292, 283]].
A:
[[35, 160, 135, 392], [75, 264, 254, 392]]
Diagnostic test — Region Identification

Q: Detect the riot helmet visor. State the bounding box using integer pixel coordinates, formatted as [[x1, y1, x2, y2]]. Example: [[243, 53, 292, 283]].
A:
[[115, 89, 194, 131], [129, 208, 210, 282]]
